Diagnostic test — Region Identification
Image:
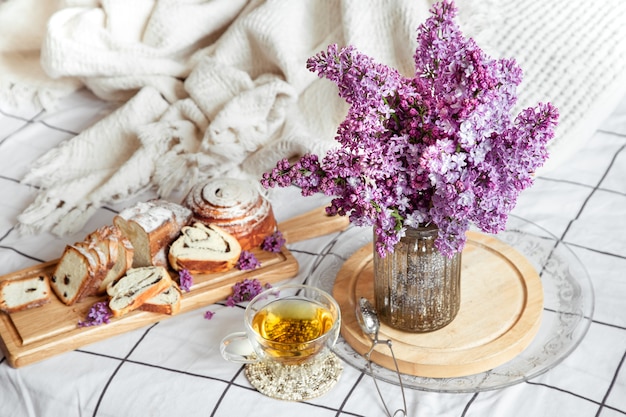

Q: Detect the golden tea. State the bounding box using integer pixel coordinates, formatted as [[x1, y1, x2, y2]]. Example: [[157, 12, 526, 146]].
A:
[[221, 284, 340, 366], [251, 298, 335, 345]]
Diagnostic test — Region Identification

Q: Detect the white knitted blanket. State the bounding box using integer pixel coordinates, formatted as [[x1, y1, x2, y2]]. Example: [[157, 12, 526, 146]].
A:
[[2, 0, 626, 235]]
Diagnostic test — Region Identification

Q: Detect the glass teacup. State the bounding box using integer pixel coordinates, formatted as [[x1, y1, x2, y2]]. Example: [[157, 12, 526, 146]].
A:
[[220, 284, 341, 366]]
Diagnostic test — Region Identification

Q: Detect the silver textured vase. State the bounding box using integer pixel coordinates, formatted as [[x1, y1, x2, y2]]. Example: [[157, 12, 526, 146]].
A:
[[373, 225, 462, 332]]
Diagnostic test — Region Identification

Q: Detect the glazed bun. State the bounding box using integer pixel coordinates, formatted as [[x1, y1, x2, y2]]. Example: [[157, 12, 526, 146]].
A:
[[182, 178, 276, 250]]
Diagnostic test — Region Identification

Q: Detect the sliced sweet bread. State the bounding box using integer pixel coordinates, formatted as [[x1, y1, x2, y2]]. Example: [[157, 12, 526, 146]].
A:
[[168, 222, 242, 273], [107, 266, 173, 317], [73, 241, 110, 295], [0, 275, 52, 313], [114, 199, 192, 268], [50, 226, 134, 305], [139, 283, 182, 315], [85, 225, 134, 294], [51, 244, 106, 305]]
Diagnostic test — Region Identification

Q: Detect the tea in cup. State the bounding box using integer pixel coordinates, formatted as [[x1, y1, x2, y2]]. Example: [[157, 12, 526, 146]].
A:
[[220, 284, 341, 366]]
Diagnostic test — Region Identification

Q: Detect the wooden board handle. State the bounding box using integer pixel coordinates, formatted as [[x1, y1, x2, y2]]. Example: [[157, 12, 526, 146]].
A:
[[277, 207, 350, 243]]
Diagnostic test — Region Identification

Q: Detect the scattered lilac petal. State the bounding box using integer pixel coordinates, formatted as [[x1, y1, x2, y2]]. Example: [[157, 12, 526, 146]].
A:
[[178, 269, 193, 292], [78, 301, 112, 327], [226, 278, 265, 306], [261, 231, 286, 253], [236, 251, 261, 270]]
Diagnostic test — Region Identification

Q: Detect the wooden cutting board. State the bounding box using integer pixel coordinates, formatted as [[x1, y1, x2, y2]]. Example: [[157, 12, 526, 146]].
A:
[[333, 230, 544, 378], [0, 207, 349, 368]]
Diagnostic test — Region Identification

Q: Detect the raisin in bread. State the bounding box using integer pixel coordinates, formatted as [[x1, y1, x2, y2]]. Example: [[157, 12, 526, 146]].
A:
[[50, 225, 134, 305], [182, 178, 276, 250], [107, 266, 173, 317], [168, 222, 242, 273], [114, 199, 192, 268], [0, 275, 52, 313], [51, 244, 107, 305], [139, 283, 182, 315]]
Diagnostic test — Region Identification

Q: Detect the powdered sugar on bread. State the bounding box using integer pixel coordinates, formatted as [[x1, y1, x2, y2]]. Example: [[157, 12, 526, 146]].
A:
[[183, 178, 276, 250], [114, 200, 192, 267]]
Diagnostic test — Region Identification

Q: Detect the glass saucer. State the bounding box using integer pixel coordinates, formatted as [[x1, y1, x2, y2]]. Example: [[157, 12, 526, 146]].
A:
[[308, 215, 594, 393]]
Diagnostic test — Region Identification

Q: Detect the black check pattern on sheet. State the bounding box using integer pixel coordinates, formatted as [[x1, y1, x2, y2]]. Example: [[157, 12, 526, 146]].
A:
[[0, 90, 625, 417]]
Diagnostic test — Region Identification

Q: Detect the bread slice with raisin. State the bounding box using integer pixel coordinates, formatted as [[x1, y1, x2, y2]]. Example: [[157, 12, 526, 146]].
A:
[[139, 283, 182, 315], [168, 222, 242, 274], [0, 275, 52, 313], [51, 244, 105, 305], [107, 266, 173, 317]]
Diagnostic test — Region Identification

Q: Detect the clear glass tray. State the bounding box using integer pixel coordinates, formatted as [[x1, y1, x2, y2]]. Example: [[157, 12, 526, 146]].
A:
[[309, 215, 594, 393]]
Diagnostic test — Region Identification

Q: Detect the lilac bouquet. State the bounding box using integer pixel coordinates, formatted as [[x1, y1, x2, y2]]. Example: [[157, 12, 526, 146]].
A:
[[262, 0, 558, 258]]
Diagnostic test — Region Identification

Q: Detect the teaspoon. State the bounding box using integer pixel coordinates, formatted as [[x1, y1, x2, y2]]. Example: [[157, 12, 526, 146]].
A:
[[356, 297, 408, 417]]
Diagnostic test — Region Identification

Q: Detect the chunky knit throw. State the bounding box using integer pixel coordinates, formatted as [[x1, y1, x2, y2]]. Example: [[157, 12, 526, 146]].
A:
[[1, 0, 625, 235]]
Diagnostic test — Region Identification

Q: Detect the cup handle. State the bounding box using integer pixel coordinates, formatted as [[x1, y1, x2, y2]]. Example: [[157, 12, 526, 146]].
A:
[[220, 332, 259, 364]]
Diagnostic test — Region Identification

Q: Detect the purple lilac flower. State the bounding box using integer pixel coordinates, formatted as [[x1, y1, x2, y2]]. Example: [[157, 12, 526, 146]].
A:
[[178, 269, 193, 292], [204, 310, 215, 320], [78, 301, 112, 327], [236, 250, 261, 270], [226, 279, 271, 306], [261, 0, 558, 258], [261, 231, 286, 253]]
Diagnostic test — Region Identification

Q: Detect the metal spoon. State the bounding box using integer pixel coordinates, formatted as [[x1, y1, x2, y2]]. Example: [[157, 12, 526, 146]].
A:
[[356, 298, 408, 417], [357, 297, 380, 338]]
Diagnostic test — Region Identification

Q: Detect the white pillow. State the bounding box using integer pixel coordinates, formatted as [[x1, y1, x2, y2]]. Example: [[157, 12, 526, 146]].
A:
[[457, 0, 626, 172]]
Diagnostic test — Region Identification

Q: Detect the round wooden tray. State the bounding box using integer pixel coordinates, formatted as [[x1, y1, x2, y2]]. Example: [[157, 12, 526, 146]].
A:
[[332, 231, 544, 378]]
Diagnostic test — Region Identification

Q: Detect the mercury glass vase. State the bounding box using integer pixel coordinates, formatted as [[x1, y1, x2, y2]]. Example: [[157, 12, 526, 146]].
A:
[[373, 225, 462, 332]]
